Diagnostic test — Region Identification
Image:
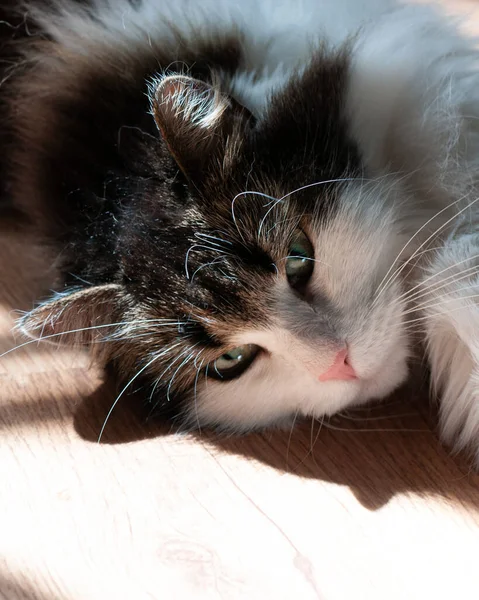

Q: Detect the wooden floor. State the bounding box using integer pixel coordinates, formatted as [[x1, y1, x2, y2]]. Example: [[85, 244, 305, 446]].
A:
[[2, 2, 479, 599]]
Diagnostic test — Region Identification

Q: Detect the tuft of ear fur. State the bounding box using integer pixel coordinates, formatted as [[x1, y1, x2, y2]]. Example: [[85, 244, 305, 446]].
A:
[[19, 284, 124, 347], [149, 74, 251, 180]]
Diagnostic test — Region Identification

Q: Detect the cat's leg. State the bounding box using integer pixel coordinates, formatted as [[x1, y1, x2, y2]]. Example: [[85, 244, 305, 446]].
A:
[[420, 220, 479, 463]]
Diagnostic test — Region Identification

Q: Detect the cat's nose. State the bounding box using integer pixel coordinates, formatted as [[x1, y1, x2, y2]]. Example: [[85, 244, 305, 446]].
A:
[[318, 348, 357, 382]]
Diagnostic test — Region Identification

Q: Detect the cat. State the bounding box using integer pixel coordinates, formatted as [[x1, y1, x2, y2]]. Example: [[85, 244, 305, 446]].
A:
[[2, 0, 479, 463]]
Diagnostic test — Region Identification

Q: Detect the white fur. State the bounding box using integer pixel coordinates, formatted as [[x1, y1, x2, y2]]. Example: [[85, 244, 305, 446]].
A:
[[191, 181, 410, 431], [25, 0, 398, 114], [421, 217, 479, 462], [343, 3, 479, 462], [22, 0, 479, 462]]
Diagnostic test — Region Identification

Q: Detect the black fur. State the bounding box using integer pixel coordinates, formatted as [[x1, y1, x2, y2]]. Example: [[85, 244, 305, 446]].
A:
[[2, 1, 362, 422]]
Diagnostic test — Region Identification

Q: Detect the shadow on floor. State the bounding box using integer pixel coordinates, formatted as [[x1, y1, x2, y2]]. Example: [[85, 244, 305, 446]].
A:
[[67, 373, 479, 511]]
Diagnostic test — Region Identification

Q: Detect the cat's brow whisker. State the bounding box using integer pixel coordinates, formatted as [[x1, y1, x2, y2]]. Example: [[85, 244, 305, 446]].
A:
[[190, 256, 228, 283], [193, 238, 231, 252], [231, 190, 279, 244], [278, 177, 360, 201], [258, 177, 361, 239], [194, 232, 233, 246], [257, 198, 284, 239], [266, 214, 302, 236], [184, 243, 232, 280]]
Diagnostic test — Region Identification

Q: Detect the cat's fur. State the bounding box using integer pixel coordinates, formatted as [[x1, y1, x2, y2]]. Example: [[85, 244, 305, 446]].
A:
[[2, 0, 479, 462]]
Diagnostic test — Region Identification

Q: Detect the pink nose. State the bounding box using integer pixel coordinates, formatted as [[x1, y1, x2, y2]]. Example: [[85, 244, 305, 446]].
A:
[[318, 348, 357, 382]]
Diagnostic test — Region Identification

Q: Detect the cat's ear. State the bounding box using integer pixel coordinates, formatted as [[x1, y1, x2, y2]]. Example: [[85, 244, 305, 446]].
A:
[[150, 74, 251, 180], [19, 284, 125, 346]]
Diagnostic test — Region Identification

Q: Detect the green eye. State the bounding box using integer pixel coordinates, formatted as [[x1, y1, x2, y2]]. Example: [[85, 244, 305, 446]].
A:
[[285, 229, 315, 288], [208, 344, 260, 381]]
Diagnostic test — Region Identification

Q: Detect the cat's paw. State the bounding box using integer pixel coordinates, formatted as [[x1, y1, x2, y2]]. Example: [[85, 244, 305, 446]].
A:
[[419, 227, 479, 464]]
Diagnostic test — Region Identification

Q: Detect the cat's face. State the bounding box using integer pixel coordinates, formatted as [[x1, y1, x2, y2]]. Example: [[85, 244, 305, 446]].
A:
[[178, 182, 410, 432], [21, 58, 411, 432]]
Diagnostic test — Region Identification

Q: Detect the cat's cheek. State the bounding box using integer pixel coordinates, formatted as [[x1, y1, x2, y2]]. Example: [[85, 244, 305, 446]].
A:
[[357, 357, 409, 404], [187, 378, 299, 433], [182, 346, 410, 433]]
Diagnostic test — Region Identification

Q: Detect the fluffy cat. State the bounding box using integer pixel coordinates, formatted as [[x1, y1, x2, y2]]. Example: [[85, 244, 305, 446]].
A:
[[1, 0, 479, 462]]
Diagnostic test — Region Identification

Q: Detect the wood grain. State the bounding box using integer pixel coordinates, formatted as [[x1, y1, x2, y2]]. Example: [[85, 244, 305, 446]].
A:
[[1, 2, 479, 598]]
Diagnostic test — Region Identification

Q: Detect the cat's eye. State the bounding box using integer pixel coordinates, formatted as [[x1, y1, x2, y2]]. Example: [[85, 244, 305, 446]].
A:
[[207, 344, 260, 381], [285, 229, 315, 288]]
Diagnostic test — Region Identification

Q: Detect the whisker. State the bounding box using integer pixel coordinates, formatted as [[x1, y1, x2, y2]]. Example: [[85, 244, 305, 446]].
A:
[[190, 256, 228, 283], [337, 412, 418, 422], [278, 177, 359, 201], [398, 255, 479, 304], [257, 178, 358, 240], [402, 291, 479, 316], [285, 409, 300, 468], [291, 416, 324, 473], [321, 419, 429, 433], [147, 343, 190, 405], [231, 190, 278, 244], [402, 264, 479, 306], [204, 362, 210, 390], [166, 344, 200, 402], [388, 245, 446, 295], [373, 191, 476, 304], [97, 350, 167, 443], [400, 299, 479, 329], [184, 244, 232, 280], [279, 255, 331, 267], [266, 214, 303, 236], [194, 232, 233, 246], [2, 318, 181, 360], [193, 356, 205, 432]]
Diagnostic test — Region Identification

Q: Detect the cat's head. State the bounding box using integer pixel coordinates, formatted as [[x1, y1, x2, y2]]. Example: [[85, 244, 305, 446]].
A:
[[21, 54, 411, 432]]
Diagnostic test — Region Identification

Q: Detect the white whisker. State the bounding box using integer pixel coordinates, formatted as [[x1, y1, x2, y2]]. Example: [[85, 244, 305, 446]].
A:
[[97, 350, 168, 443], [184, 243, 232, 279], [402, 291, 479, 316], [231, 189, 278, 244], [285, 409, 300, 468], [278, 177, 359, 201], [373, 192, 476, 304], [279, 255, 330, 267], [193, 356, 205, 432], [2, 318, 180, 359], [322, 419, 429, 433], [402, 263, 479, 306], [166, 344, 200, 402], [190, 256, 228, 283]]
